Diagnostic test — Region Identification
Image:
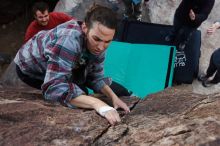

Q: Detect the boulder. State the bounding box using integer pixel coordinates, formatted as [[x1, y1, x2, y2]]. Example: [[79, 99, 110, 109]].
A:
[[1, 86, 220, 145], [0, 87, 139, 146], [54, 0, 126, 21]]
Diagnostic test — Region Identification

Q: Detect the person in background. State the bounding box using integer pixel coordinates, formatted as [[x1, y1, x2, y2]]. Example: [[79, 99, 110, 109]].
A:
[[122, 0, 142, 21], [24, 1, 73, 42], [198, 21, 220, 87], [107, 0, 142, 21], [15, 4, 130, 125], [165, 0, 215, 50]]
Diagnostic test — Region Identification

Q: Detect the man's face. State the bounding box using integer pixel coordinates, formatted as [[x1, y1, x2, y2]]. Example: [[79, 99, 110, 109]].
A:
[[83, 22, 115, 55], [35, 10, 49, 26]]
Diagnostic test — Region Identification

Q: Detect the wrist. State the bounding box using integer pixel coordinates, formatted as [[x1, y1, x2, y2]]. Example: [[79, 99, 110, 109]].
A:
[[111, 94, 119, 101], [92, 100, 108, 111], [97, 106, 116, 117]]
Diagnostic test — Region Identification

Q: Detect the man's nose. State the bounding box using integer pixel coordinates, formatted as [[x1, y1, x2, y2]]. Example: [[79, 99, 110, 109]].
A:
[[42, 17, 47, 21], [97, 42, 106, 51]]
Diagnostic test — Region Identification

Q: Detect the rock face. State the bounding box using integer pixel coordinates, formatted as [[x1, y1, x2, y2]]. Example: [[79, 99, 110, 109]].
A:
[[0, 53, 11, 79], [0, 62, 26, 87], [95, 86, 220, 145], [54, 0, 126, 21], [0, 0, 25, 24], [1, 86, 220, 146], [0, 87, 139, 146]]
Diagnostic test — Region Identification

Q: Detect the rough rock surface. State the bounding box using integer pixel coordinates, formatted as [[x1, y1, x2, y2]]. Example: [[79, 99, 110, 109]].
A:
[[54, 0, 126, 21], [0, 87, 139, 146], [1, 86, 220, 146], [0, 0, 25, 25], [95, 86, 220, 146]]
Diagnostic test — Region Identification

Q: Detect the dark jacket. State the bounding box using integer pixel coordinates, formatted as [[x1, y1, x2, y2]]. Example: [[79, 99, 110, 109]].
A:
[[175, 0, 215, 28]]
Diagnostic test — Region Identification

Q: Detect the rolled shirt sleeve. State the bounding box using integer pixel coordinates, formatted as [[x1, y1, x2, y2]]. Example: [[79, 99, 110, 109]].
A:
[[42, 34, 84, 108]]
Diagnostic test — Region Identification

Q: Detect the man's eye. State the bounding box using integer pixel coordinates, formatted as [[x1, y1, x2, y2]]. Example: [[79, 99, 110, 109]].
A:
[[93, 37, 101, 42], [94, 39, 100, 42]]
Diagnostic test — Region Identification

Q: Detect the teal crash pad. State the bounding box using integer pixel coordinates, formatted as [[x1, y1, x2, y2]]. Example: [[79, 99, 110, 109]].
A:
[[104, 41, 176, 99]]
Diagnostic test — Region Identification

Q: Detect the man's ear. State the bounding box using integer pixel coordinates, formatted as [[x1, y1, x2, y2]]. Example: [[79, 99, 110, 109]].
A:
[[82, 22, 88, 34]]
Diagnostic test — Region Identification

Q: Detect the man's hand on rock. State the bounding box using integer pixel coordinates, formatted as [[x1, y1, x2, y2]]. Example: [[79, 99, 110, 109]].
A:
[[97, 106, 121, 125], [112, 96, 130, 114]]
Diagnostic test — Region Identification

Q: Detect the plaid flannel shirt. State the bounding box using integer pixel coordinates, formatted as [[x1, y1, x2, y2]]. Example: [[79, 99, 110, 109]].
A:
[[14, 20, 111, 107]]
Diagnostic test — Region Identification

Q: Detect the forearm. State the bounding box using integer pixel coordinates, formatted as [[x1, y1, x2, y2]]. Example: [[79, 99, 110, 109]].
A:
[[70, 95, 108, 111], [71, 94, 121, 125], [101, 85, 117, 100], [101, 84, 130, 113]]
